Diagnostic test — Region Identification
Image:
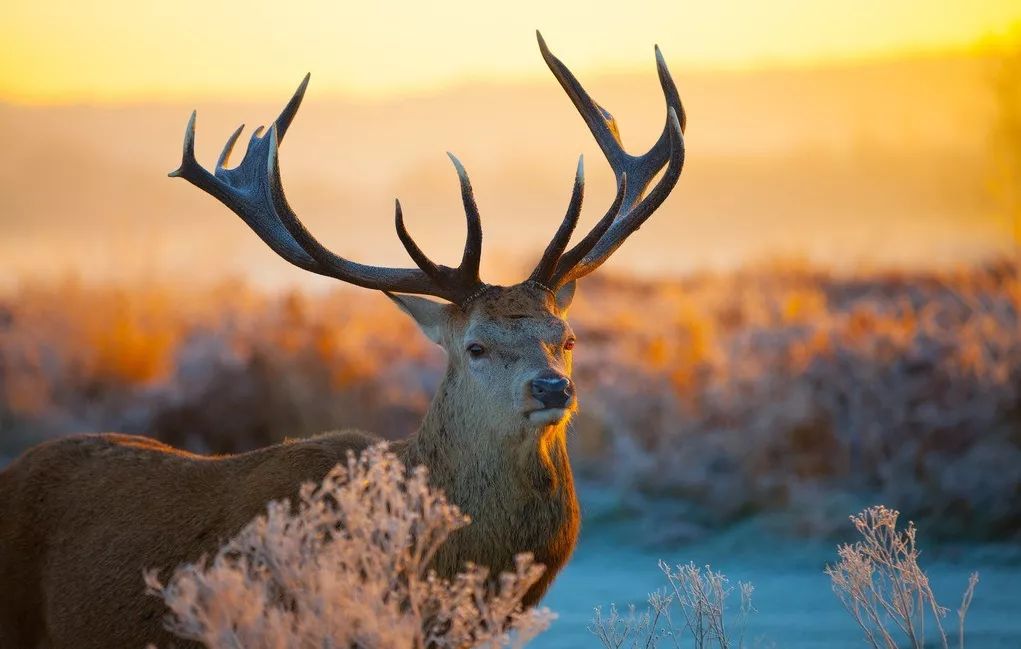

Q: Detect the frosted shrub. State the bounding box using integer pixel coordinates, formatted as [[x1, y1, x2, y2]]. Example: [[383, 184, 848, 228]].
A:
[[590, 562, 754, 649], [569, 262, 1020, 537], [826, 506, 979, 649], [145, 444, 553, 649], [3, 262, 1018, 535]]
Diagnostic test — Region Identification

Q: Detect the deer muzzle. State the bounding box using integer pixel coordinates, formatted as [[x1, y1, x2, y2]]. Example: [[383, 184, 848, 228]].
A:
[[530, 373, 574, 410]]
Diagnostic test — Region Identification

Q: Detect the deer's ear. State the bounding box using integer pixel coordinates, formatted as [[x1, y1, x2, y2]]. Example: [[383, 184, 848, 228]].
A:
[[385, 292, 450, 344], [554, 281, 577, 312]]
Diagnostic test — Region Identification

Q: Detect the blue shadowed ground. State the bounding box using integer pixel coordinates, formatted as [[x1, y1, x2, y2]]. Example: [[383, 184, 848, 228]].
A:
[[536, 490, 1021, 648]]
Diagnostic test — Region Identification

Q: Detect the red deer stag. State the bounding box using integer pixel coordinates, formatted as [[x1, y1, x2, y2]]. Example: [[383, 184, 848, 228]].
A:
[[0, 32, 684, 648]]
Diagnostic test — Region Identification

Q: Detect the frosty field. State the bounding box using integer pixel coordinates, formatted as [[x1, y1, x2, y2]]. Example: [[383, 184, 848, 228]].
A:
[[541, 496, 1021, 648]]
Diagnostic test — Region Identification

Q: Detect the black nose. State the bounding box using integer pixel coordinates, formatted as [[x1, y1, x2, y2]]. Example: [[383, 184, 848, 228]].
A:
[[530, 374, 573, 409]]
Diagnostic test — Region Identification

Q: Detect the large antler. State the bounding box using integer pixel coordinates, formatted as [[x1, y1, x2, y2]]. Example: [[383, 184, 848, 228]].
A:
[[169, 75, 485, 305], [171, 35, 684, 306], [529, 31, 686, 288]]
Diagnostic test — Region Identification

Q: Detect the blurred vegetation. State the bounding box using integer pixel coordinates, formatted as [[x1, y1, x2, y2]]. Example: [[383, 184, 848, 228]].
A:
[[1, 261, 1017, 542]]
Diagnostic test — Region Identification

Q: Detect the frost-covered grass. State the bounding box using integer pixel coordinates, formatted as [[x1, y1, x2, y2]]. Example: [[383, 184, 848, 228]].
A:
[[587, 506, 983, 649], [145, 444, 552, 649], [1, 260, 1018, 538], [589, 562, 754, 649], [826, 506, 979, 649], [140, 447, 989, 649]]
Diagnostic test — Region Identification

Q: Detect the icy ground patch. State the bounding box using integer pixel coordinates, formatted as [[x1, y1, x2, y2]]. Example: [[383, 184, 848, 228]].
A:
[[538, 519, 1021, 648]]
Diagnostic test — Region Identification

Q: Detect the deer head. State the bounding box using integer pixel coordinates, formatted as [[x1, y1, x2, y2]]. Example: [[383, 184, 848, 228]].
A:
[[169, 32, 685, 443]]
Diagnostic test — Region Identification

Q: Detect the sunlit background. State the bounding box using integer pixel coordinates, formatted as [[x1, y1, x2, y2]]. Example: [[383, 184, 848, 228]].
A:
[[2, 0, 1020, 287], [2, 2, 1020, 647], [4, 0, 1021, 101]]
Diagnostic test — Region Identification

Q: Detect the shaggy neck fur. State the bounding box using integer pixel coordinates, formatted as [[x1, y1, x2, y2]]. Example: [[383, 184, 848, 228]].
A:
[[400, 364, 580, 605]]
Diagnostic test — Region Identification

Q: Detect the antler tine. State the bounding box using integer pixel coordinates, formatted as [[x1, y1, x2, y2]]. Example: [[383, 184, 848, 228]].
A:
[[536, 32, 627, 171], [394, 198, 444, 282], [556, 110, 683, 285], [274, 73, 310, 143], [211, 73, 310, 175], [168, 77, 321, 272], [530, 155, 585, 285], [549, 172, 627, 286], [169, 75, 486, 304], [446, 153, 484, 283], [537, 31, 685, 213], [538, 32, 686, 286], [215, 123, 246, 171], [655, 45, 686, 134], [168, 111, 212, 186]]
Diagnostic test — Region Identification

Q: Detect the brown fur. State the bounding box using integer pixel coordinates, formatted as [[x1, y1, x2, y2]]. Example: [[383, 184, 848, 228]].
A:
[[0, 283, 581, 648]]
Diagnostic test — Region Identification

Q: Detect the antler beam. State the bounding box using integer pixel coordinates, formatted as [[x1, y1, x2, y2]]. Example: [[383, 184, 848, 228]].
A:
[[169, 75, 485, 304]]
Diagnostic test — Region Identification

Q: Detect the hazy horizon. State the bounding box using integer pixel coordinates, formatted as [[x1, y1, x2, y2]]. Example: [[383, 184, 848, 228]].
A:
[[1, 49, 1014, 292]]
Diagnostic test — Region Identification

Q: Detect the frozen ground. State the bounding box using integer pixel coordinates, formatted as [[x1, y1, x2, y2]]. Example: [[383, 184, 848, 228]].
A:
[[538, 503, 1021, 648]]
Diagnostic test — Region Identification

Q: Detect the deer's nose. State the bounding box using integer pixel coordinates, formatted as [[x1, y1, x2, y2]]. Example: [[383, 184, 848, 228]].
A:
[[530, 374, 573, 409]]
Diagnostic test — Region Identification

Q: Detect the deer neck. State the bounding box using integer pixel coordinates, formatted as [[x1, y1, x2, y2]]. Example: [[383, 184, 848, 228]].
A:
[[406, 375, 575, 507], [394, 366, 581, 604]]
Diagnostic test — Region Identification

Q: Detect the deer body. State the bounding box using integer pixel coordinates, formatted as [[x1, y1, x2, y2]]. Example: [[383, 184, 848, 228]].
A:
[[0, 431, 376, 648], [0, 33, 684, 648], [1, 358, 577, 647], [0, 284, 583, 648]]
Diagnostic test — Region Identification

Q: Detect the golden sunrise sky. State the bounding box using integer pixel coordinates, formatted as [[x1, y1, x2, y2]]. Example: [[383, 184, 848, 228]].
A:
[[2, 0, 1019, 103]]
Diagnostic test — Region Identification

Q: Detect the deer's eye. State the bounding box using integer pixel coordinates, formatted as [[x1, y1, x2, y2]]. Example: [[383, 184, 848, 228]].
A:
[[564, 337, 576, 351], [467, 343, 487, 358]]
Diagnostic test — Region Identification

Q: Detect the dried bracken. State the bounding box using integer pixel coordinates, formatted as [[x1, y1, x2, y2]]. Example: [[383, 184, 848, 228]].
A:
[[144, 444, 553, 649]]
